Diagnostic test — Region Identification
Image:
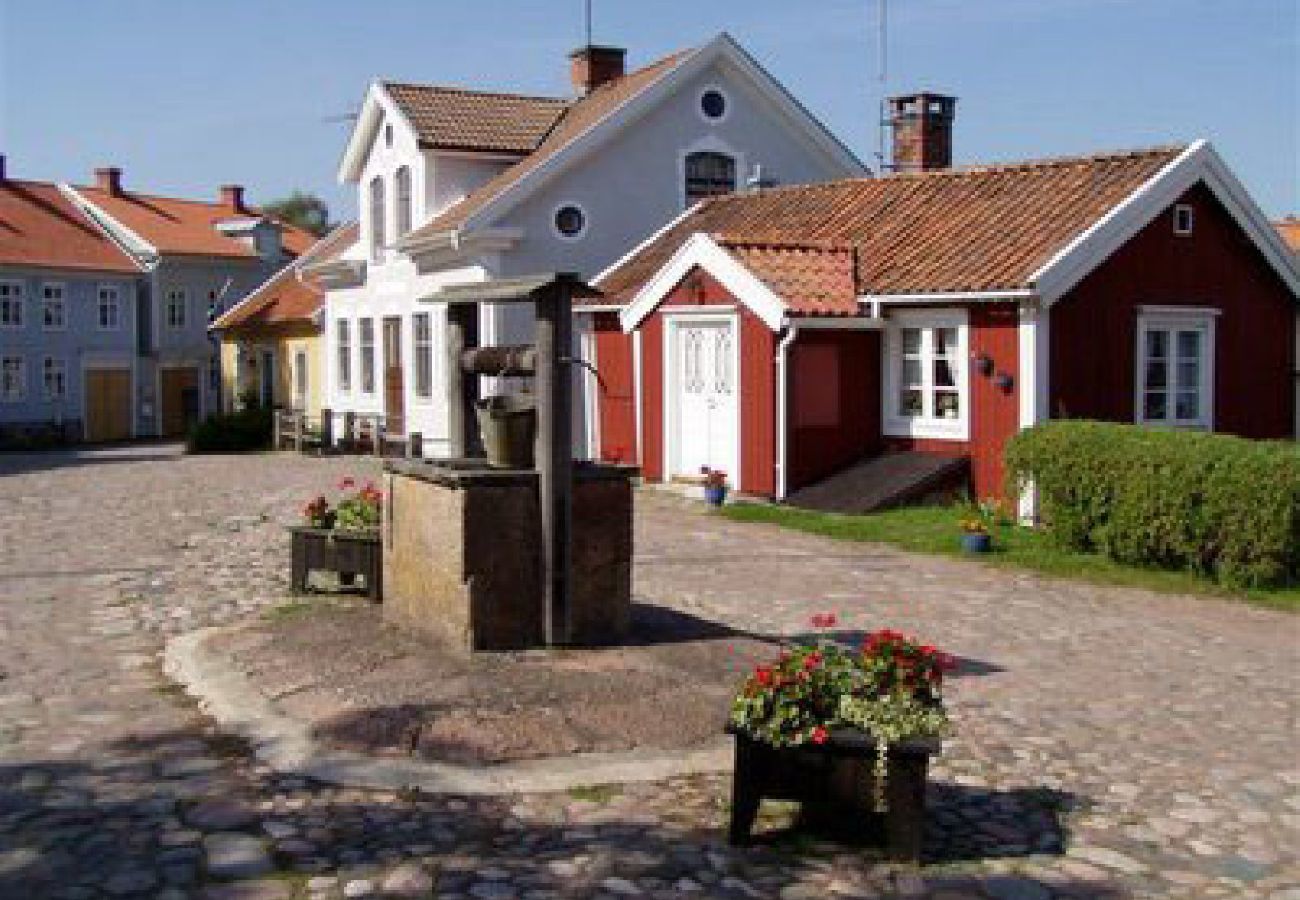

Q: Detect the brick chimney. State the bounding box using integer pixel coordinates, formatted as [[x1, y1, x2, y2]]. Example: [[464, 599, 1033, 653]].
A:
[[219, 184, 247, 214], [95, 166, 124, 196], [569, 45, 626, 95], [888, 93, 957, 173]]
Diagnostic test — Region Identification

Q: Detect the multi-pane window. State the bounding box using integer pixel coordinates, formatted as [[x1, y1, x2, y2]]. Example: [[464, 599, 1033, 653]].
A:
[[42, 283, 66, 330], [337, 319, 352, 393], [166, 288, 187, 329], [369, 176, 386, 262], [1138, 312, 1214, 429], [684, 151, 736, 205], [886, 313, 967, 438], [413, 312, 432, 398], [294, 349, 308, 409], [42, 357, 67, 401], [395, 166, 413, 238], [98, 285, 122, 330], [359, 318, 375, 393], [0, 356, 24, 401], [0, 282, 24, 329]]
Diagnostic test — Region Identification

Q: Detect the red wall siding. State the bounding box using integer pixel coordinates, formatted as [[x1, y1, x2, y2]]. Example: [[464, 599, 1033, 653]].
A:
[[1051, 183, 1295, 438], [787, 330, 882, 493], [591, 313, 637, 465], [641, 314, 664, 482], [633, 268, 777, 496], [969, 303, 1021, 500]]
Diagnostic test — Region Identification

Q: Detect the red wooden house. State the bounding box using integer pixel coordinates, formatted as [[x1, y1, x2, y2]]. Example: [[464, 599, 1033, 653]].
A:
[[577, 114, 1298, 504]]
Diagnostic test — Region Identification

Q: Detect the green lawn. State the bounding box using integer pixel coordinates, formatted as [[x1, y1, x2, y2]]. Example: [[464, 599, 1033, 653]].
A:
[[720, 502, 1300, 611]]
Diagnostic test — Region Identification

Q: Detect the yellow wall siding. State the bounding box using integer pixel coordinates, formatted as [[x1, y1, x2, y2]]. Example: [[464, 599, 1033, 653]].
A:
[[219, 328, 324, 420]]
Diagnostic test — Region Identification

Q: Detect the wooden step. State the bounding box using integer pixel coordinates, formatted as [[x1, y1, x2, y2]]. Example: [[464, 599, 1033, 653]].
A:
[[785, 451, 970, 514]]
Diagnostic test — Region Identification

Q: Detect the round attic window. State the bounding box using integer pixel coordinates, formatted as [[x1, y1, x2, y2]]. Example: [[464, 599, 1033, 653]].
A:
[[700, 88, 727, 121], [553, 204, 587, 240]]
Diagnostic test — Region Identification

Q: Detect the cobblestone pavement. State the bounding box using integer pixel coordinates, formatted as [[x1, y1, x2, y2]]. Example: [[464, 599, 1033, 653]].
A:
[[0, 448, 1296, 899]]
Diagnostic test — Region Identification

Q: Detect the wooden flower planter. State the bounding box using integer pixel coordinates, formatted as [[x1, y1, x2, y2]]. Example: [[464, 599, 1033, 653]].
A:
[[726, 726, 939, 862], [288, 526, 382, 602]]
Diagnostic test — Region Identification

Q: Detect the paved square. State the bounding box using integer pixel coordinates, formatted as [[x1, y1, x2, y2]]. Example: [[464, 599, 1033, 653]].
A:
[[0, 448, 1295, 898]]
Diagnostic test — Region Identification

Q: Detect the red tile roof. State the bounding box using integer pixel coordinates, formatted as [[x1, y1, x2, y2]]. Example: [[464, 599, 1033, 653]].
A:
[[597, 146, 1186, 307], [214, 222, 358, 330], [406, 48, 694, 241], [1276, 217, 1300, 252], [0, 179, 140, 273], [724, 240, 859, 315], [73, 185, 318, 260], [384, 82, 570, 155]]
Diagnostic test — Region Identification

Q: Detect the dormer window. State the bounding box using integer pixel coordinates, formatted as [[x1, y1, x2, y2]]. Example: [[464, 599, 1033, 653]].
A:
[[369, 176, 386, 262], [395, 166, 412, 238], [685, 151, 736, 205]]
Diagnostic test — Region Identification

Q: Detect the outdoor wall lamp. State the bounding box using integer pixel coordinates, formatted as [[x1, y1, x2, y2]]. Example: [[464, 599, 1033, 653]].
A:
[[995, 371, 1015, 393], [974, 352, 994, 377]]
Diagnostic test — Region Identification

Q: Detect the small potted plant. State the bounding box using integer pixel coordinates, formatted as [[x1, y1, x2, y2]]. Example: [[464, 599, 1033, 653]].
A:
[[288, 477, 384, 601], [726, 617, 953, 860], [958, 499, 1000, 553], [701, 467, 729, 507]]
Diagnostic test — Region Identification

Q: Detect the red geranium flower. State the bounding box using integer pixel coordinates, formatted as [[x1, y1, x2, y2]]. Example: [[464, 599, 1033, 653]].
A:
[[338, 476, 356, 490], [810, 726, 829, 745], [810, 612, 838, 629]]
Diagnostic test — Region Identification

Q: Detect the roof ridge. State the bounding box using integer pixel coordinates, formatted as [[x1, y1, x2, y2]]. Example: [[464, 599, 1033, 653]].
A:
[[73, 185, 263, 212], [718, 235, 856, 253], [383, 80, 570, 106]]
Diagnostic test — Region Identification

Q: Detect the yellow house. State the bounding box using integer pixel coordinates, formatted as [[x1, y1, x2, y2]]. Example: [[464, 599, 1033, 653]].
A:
[[213, 223, 356, 421]]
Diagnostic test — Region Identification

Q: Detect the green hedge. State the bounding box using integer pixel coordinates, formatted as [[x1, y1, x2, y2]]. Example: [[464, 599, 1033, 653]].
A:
[[186, 407, 273, 453], [1004, 421, 1300, 588]]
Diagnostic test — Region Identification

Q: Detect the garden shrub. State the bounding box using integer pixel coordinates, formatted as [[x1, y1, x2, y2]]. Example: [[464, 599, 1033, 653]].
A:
[[186, 407, 273, 453], [1005, 421, 1300, 588]]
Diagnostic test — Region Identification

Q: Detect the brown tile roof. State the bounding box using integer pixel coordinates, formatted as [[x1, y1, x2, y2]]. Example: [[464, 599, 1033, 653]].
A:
[[0, 179, 140, 273], [405, 48, 694, 242], [215, 222, 359, 330], [384, 82, 570, 154], [598, 145, 1186, 307], [74, 186, 318, 260], [1276, 217, 1300, 252], [724, 240, 859, 315]]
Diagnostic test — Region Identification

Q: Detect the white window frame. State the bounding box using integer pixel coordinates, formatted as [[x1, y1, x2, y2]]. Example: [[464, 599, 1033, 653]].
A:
[[1173, 204, 1195, 237], [412, 312, 433, 400], [336, 319, 352, 394], [359, 317, 376, 395], [97, 285, 122, 331], [42, 356, 67, 401], [165, 288, 188, 330], [551, 201, 589, 242], [1135, 306, 1217, 430], [696, 84, 731, 124], [0, 281, 25, 330], [882, 309, 970, 440], [1, 355, 26, 401], [677, 135, 745, 211], [395, 166, 413, 238], [41, 282, 67, 331]]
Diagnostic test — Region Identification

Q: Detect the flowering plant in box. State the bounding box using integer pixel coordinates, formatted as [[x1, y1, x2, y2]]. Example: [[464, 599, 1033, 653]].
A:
[[729, 617, 954, 810], [300, 477, 383, 532]]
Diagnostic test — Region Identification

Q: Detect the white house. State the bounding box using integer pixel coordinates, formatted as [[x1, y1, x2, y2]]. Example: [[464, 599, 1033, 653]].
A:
[[312, 33, 866, 456]]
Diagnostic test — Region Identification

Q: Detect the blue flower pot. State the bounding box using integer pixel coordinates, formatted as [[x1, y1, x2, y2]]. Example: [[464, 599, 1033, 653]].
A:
[[705, 485, 728, 507], [961, 532, 992, 553]]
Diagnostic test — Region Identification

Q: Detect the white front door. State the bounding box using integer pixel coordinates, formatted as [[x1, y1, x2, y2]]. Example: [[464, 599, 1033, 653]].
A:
[[670, 317, 738, 482]]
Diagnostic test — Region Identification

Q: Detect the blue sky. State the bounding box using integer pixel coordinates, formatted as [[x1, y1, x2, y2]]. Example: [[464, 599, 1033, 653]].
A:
[[1, 0, 1295, 219]]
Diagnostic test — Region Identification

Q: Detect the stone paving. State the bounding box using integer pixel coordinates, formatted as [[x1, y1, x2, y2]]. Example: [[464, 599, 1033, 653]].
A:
[[0, 446, 1297, 899]]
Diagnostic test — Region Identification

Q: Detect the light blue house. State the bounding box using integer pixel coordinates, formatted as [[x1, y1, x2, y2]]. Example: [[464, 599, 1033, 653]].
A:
[[0, 158, 144, 442]]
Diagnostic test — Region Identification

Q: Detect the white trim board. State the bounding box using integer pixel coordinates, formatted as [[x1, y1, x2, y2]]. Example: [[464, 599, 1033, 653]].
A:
[[620, 232, 786, 332]]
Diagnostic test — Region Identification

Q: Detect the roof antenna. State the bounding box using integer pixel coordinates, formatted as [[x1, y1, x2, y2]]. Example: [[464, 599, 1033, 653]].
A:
[[584, 0, 593, 46], [875, 0, 889, 174]]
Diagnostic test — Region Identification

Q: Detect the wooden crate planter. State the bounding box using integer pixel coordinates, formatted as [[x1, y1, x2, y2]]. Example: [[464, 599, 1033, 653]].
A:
[[288, 527, 382, 602], [727, 726, 939, 862]]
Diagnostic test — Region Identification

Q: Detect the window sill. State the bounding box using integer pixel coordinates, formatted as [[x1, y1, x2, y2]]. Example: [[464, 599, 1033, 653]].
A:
[[884, 418, 969, 442]]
